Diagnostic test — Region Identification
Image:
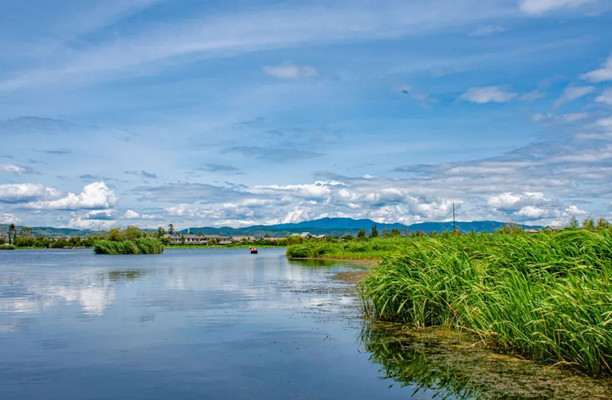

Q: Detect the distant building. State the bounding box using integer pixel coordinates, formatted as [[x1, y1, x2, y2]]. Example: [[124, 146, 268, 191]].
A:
[[163, 234, 233, 245]]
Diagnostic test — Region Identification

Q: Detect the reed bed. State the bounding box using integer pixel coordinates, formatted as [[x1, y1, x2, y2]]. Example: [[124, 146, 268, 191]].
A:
[[93, 237, 164, 254], [357, 229, 611, 376]]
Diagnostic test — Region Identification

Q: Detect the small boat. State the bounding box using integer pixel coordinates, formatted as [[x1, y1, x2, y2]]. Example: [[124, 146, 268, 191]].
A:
[[250, 247, 258, 254]]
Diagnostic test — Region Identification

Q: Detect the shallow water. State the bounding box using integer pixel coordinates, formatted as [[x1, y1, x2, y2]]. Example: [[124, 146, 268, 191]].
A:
[[0, 248, 456, 400]]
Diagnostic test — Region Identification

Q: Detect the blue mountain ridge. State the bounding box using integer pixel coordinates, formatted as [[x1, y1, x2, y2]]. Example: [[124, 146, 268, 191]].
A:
[[182, 218, 540, 236]]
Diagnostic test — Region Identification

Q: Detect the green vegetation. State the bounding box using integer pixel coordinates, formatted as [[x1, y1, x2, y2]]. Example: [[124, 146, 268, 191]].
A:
[[287, 225, 612, 376], [286, 236, 412, 259], [0, 244, 16, 250], [93, 227, 164, 255], [362, 323, 612, 399]]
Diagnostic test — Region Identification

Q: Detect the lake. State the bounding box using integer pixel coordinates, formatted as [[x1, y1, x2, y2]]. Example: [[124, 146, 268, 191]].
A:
[[0, 248, 452, 400]]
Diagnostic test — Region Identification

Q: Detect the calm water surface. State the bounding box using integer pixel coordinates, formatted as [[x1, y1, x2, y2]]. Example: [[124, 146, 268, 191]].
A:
[[0, 248, 449, 400]]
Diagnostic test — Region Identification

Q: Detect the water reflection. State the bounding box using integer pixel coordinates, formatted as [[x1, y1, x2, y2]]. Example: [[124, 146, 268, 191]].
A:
[[361, 321, 612, 400], [0, 266, 147, 318]]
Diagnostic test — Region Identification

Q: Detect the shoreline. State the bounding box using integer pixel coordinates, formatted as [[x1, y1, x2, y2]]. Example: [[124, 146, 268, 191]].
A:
[[329, 263, 612, 399]]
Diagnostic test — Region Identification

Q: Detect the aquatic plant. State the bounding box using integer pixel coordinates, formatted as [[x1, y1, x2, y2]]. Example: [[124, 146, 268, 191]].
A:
[[357, 229, 612, 376], [94, 237, 164, 254]]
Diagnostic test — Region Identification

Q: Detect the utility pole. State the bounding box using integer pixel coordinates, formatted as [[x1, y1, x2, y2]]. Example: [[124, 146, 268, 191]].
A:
[[452, 203, 456, 233]]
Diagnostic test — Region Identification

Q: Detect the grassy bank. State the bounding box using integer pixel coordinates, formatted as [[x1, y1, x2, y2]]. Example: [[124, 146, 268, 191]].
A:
[[287, 230, 611, 376], [0, 244, 16, 250], [286, 237, 407, 260], [94, 238, 164, 254]]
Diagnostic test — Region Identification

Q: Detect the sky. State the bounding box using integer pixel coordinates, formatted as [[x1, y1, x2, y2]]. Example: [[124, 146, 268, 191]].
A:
[[0, 0, 611, 230]]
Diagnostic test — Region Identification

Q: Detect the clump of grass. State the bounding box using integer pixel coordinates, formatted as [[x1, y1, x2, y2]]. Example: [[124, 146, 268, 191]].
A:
[[357, 230, 611, 376], [0, 244, 16, 250], [94, 237, 164, 255]]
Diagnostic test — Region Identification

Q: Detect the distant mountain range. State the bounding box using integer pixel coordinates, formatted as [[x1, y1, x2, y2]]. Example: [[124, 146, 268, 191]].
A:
[[1, 218, 542, 238], [181, 217, 541, 237]]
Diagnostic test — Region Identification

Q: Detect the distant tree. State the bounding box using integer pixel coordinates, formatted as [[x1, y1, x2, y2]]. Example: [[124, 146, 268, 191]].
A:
[[8, 223, 16, 245], [596, 218, 610, 229], [16, 226, 35, 247], [569, 216, 579, 228], [156, 226, 166, 238], [385, 228, 401, 237], [180, 234, 185, 245], [582, 217, 595, 230], [168, 223, 175, 235], [108, 228, 122, 241], [357, 229, 366, 239], [370, 225, 378, 238]]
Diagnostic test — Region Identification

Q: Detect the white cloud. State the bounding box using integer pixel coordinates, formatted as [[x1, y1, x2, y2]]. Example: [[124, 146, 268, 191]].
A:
[[460, 86, 517, 103], [0, 164, 26, 175], [565, 205, 589, 216], [0, 183, 61, 203], [514, 205, 553, 219], [595, 116, 612, 129], [123, 209, 156, 220], [562, 112, 589, 122], [25, 182, 117, 210], [487, 192, 547, 211], [67, 215, 115, 230], [469, 25, 505, 36], [596, 88, 612, 105], [0, 213, 20, 224], [554, 85, 594, 107], [519, 0, 594, 15], [0, 2, 512, 92], [582, 56, 612, 82], [123, 209, 140, 219], [263, 63, 317, 79]]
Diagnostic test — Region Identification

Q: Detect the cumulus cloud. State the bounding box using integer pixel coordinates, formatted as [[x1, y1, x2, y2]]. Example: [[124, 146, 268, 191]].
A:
[[263, 63, 317, 79], [582, 56, 612, 82], [519, 0, 594, 15], [24, 182, 117, 210], [123, 209, 156, 220], [487, 192, 548, 212], [460, 86, 517, 103], [0, 164, 26, 175], [554, 85, 594, 107], [0, 183, 61, 203]]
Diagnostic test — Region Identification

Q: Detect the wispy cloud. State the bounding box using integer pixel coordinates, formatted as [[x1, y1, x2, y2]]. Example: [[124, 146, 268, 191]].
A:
[[0, 164, 27, 175], [595, 88, 612, 105], [125, 170, 158, 179], [197, 164, 242, 174], [460, 86, 517, 103], [582, 56, 612, 82], [554, 85, 595, 107], [519, 0, 595, 15], [263, 63, 317, 79], [0, 2, 511, 91], [469, 25, 505, 36], [224, 146, 322, 162]]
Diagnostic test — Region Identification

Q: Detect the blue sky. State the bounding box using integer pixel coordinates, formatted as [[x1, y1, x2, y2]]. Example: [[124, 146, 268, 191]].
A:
[[0, 0, 611, 229]]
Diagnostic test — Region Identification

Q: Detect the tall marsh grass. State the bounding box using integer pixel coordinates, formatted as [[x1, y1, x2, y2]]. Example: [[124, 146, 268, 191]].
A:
[[94, 238, 164, 254], [357, 230, 611, 376]]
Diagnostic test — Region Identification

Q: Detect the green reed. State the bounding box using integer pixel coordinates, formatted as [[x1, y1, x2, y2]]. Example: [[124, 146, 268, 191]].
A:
[[357, 229, 611, 376]]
